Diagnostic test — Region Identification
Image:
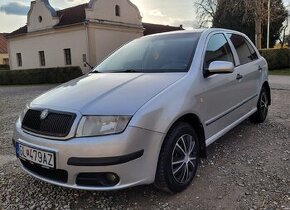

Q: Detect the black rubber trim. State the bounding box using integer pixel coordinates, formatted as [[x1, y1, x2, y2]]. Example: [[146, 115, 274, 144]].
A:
[[206, 94, 258, 126], [21, 160, 68, 183], [67, 150, 144, 166], [12, 138, 16, 148]]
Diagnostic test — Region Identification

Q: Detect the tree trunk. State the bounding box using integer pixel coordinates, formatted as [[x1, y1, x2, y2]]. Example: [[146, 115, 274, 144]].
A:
[[255, 0, 262, 49], [255, 18, 262, 49]]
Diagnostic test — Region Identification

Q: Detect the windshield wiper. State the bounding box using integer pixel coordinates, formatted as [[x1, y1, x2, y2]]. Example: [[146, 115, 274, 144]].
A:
[[90, 70, 100, 73], [91, 69, 140, 73], [116, 69, 139, 73]]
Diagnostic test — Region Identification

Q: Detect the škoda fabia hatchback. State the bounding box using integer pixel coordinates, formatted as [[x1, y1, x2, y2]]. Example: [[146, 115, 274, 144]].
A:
[[13, 29, 270, 193]]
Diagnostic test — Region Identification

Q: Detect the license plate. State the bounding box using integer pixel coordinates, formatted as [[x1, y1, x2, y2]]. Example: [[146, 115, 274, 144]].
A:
[[16, 142, 55, 169]]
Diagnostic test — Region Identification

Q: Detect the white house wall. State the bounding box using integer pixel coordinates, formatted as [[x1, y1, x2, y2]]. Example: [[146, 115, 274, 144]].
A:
[[88, 24, 143, 65], [0, 53, 9, 65], [8, 0, 144, 72], [27, 0, 59, 32], [9, 27, 89, 72], [86, 0, 142, 27]]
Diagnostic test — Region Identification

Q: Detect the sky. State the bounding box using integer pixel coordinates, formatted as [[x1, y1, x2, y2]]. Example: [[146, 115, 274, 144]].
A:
[[0, 0, 289, 33], [0, 0, 198, 33]]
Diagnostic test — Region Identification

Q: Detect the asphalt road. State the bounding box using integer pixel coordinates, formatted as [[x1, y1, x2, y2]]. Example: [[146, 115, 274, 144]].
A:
[[0, 76, 289, 209]]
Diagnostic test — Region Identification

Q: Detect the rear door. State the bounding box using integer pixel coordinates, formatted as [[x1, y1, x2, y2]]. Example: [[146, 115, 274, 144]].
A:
[[227, 33, 262, 113]]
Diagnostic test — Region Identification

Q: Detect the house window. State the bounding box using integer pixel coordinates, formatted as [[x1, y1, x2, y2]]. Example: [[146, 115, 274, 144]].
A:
[[38, 16, 43, 23], [16, 53, 22, 67], [3, 58, 9, 65], [115, 5, 120, 16], [64, 49, 71, 65], [39, 51, 45, 66]]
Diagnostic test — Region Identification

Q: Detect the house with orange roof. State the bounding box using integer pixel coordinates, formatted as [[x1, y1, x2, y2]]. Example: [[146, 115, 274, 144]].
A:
[[0, 33, 9, 65]]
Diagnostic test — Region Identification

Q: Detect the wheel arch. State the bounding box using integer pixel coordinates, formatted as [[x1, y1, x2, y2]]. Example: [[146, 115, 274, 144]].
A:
[[164, 113, 207, 158]]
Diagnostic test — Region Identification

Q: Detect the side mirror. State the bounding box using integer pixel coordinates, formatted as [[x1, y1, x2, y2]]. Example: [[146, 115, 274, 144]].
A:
[[208, 61, 234, 74]]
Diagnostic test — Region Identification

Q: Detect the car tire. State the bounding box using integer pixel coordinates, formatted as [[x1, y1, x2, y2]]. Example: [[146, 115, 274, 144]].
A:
[[250, 87, 269, 123], [154, 122, 199, 193]]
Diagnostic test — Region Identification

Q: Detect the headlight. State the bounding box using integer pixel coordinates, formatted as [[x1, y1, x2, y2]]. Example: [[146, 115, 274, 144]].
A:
[[18, 105, 29, 124], [76, 116, 131, 137]]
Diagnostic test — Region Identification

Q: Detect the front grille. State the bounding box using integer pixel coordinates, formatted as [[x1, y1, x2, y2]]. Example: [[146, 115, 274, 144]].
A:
[[21, 160, 68, 183], [22, 109, 76, 137]]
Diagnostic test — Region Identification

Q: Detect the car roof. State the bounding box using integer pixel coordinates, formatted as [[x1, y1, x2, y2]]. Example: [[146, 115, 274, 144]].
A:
[[144, 28, 246, 38]]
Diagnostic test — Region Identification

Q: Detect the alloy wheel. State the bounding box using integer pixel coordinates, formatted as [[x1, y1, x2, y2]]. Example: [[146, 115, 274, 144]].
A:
[[171, 134, 198, 184], [260, 92, 268, 118]]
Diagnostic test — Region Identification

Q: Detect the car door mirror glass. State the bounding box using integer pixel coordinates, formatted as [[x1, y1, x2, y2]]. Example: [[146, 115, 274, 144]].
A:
[[208, 61, 234, 74]]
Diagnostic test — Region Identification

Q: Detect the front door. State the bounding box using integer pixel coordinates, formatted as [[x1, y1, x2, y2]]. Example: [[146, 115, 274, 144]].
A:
[[201, 33, 244, 142]]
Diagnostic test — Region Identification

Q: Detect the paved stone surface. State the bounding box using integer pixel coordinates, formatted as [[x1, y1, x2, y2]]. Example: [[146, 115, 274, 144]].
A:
[[269, 75, 290, 90], [0, 155, 16, 167], [0, 84, 289, 210]]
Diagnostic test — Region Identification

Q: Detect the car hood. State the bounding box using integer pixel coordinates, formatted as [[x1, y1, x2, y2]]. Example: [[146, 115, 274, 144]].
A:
[[31, 73, 186, 115]]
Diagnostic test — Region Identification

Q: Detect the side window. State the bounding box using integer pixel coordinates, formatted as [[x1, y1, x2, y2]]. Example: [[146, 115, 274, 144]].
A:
[[204, 33, 234, 70], [245, 40, 258, 61], [3, 58, 9, 65], [228, 34, 258, 65]]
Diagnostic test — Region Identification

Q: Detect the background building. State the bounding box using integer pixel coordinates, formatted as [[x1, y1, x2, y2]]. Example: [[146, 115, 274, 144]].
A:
[[7, 0, 183, 73], [0, 33, 9, 65], [7, 0, 143, 73]]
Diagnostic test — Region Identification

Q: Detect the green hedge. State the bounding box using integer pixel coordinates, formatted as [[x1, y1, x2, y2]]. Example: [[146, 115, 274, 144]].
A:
[[0, 64, 9, 71], [259, 48, 290, 70], [0, 67, 83, 85]]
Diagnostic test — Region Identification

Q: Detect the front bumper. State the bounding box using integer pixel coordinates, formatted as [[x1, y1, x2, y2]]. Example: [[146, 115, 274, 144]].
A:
[[13, 121, 164, 190]]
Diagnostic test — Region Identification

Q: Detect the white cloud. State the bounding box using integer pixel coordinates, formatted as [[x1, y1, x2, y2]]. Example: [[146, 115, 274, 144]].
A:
[[0, 12, 27, 33], [169, 18, 199, 29], [149, 9, 166, 17], [49, 0, 86, 10], [64, 0, 87, 5], [0, 2, 29, 16], [1, 0, 197, 32]]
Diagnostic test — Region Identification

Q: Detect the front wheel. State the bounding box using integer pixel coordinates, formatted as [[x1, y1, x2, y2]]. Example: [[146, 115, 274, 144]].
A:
[[250, 87, 269, 123], [154, 122, 199, 193]]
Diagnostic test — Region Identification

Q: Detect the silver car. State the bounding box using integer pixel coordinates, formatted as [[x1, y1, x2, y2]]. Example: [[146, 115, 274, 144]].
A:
[[13, 29, 271, 193]]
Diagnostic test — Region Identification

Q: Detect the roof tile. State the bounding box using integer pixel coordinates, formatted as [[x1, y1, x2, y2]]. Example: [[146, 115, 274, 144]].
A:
[[8, 4, 184, 37], [142, 23, 183, 36], [0, 33, 8, 54], [56, 3, 88, 27]]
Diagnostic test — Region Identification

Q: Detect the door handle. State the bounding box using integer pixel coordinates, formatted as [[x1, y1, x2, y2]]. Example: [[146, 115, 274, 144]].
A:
[[258, 65, 263, 71], [236, 74, 243, 80]]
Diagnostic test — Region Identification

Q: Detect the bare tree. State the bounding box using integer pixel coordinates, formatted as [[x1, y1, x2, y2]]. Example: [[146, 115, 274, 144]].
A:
[[194, 0, 262, 47], [255, 0, 288, 48], [278, 13, 289, 48], [194, 0, 288, 49], [194, 0, 217, 27]]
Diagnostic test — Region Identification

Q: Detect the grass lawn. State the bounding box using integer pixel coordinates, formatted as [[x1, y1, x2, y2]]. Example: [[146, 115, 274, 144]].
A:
[[269, 68, 290, 76]]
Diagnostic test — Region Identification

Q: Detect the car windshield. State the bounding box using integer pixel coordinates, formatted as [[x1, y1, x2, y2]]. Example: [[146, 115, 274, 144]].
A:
[[94, 33, 201, 73]]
